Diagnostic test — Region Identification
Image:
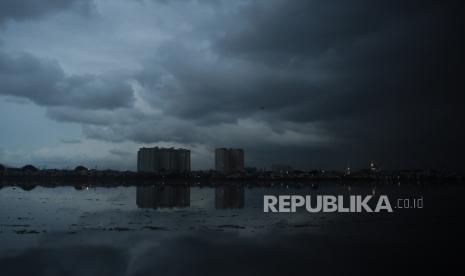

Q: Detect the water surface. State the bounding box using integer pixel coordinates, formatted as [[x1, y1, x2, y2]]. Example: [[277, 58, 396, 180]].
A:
[[0, 182, 463, 275]]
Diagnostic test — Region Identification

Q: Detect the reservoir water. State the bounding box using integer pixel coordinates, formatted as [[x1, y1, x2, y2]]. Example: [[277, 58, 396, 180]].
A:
[[0, 182, 463, 275]]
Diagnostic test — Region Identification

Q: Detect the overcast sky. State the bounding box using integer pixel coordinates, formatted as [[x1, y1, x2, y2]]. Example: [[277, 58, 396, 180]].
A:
[[0, 0, 464, 171]]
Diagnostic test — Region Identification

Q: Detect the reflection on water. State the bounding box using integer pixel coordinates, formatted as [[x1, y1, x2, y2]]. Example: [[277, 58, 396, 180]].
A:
[[136, 185, 190, 208], [215, 185, 245, 209], [0, 182, 464, 276], [135, 185, 246, 210]]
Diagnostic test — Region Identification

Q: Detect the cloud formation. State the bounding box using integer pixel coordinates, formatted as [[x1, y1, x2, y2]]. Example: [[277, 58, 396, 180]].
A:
[[0, 51, 135, 109], [0, 0, 95, 25], [0, 0, 464, 170]]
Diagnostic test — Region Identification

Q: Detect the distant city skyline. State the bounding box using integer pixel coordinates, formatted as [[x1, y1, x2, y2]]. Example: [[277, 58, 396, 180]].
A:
[[0, 0, 464, 172]]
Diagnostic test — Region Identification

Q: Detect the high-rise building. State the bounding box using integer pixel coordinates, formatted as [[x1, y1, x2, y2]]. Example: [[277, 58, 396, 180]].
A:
[[215, 148, 244, 174], [137, 147, 190, 173]]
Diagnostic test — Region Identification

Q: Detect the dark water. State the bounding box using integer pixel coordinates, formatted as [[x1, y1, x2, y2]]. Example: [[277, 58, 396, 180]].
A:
[[0, 182, 463, 275]]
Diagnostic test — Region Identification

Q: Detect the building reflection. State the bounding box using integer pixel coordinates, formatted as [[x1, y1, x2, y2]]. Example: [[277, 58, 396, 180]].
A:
[[136, 185, 190, 208], [215, 185, 245, 209]]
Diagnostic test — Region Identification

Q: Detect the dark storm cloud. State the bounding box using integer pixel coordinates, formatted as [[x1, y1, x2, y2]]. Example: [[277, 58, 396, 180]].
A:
[[217, 1, 441, 60], [133, 0, 465, 170], [0, 0, 95, 25], [1, 0, 463, 170], [170, 0, 464, 126], [138, 42, 325, 124], [0, 51, 135, 110]]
